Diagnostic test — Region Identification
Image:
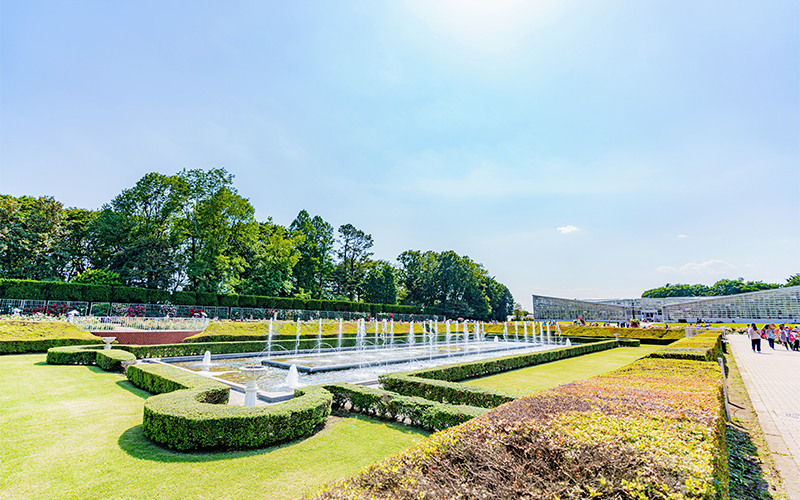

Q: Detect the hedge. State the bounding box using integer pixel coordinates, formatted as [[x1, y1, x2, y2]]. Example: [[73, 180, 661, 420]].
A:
[[648, 330, 724, 362], [560, 325, 685, 341], [0, 278, 445, 318], [324, 383, 486, 432], [127, 363, 332, 451], [46, 344, 135, 372], [0, 336, 101, 355], [380, 340, 623, 408], [126, 362, 229, 400]]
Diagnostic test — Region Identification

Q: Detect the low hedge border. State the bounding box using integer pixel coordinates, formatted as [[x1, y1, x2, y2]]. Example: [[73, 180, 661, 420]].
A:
[[127, 363, 332, 451], [648, 331, 723, 362], [324, 383, 486, 432], [46, 344, 135, 372], [380, 340, 624, 408]]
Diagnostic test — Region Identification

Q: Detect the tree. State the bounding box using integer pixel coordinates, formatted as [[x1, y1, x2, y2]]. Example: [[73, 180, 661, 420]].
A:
[[0, 195, 64, 281], [239, 219, 302, 297], [289, 210, 334, 299], [176, 168, 259, 293], [72, 269, 123, 286], [52, 208, 98, 281], [786, 274, 800, 287], [92, 172, 188, 289], [333, 223, 374, 300], [363, 261, 397, 304]]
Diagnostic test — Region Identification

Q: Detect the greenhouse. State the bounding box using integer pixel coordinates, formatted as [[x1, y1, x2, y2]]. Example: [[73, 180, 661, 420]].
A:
[[532, 286, 800, 323]]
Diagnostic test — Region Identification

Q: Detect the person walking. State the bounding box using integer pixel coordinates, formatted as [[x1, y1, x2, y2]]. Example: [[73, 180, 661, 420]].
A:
[[779, 325, 789, 350], [747, 323, 762, 353], [765, 324, 776, 349]]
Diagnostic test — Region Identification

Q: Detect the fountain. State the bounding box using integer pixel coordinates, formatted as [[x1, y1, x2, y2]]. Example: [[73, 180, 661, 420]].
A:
[[514, 322, 519, 342], [338, 318, 343, 349], [239, 364, 265, 406], [201, 350, 212, 368], [408, 321, 415, 346], [317, 318, 323, 353], [294, 318, 301, 354], [266, 319, 274, 355], [503, 322, 508, 342], [101, 336, 116, 350], [286, 364, 301, 389]]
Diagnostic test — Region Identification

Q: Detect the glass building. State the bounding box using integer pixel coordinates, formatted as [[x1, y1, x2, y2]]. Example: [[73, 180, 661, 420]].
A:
[[532, 286, 800, 323]]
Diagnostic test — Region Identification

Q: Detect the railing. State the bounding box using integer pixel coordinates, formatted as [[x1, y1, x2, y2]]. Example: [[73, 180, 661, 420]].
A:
[[0, 298, 443, 323], [71, 316, 210, 332]]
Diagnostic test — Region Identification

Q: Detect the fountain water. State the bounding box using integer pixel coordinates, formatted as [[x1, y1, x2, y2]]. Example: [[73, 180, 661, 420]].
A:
[[390, 319, 395, 345], [294, 318, 301, 354], [267, 319, 274, 355], [317, 318, 323, 353], [503, 322, 508, 342], [514, 322, 519, 342], [338, 318, 343, 349], [201, 350, 212, 368], [408, 321, 415, 346], [286, 364, 300, 389], [523, 321, 528, 343]]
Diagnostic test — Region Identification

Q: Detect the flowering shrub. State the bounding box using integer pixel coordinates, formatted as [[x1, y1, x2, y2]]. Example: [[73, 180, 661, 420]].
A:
[[649, 330, 723, 362], [312, 357, 727, 500], [125, 305, 145, 317]]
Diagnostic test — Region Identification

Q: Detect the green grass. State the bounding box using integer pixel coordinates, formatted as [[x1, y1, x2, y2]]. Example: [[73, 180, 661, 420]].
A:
[[461, 345, 661, 396], [0, 354, 428, 500], [0, 319, 98, 341]]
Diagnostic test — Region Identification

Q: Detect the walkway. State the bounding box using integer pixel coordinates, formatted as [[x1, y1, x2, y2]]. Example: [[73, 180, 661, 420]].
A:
[[728, 334, 800, 499]]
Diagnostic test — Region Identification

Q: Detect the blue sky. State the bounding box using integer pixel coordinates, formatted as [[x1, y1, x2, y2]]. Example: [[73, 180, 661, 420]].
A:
[[1, 0, 798, 304]]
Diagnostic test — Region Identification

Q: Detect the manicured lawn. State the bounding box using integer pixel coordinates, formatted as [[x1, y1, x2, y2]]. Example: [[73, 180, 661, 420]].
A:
[[0, 354, 428, 500], [0, 319, 98, 341], [461, 345, 661, 396]]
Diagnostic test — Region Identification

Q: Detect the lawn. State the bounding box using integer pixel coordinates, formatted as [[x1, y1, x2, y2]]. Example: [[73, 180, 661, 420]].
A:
[[0, 354, 428, 500], [461, 345, 660, 396]]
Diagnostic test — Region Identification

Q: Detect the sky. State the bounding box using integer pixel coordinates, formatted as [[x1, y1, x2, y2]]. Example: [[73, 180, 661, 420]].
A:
[[1, 0, 798, 305]]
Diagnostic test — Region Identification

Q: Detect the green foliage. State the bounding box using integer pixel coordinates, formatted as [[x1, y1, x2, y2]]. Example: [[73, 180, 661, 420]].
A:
[[649, 330, 723, 362], [195, 291, 218, 306], [0, 195, 66, 281], [642, 278, 783, 298], [787, 273, 800, 287], [95, 349, 137, 371], [560, 325, 684, 342], [380, 341, 620, 408], [217, 293, 239, 307], [171, 290, 196, 305], [72, 269, 123, 286], [127, 363, 332, 451], [110, 285, 148, 303], [331, 223, 374, 301], [362, 260, 397, 305], [324, 383, 486, 432], [289, 210, 334, 299]]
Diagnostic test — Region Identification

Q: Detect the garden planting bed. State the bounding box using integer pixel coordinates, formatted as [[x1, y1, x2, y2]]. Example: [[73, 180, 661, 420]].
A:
[[310, 333, 727, 500]]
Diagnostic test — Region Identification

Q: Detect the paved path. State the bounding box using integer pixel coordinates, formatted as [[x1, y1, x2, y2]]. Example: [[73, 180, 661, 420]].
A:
[[728, 334, 800, 499]]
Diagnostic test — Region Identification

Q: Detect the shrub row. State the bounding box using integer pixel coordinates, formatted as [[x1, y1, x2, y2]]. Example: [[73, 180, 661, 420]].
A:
[[311, 356, 728, 500], [380, 340, 622, 408], [324, 383, 486, 432], [560, 325, 685, 341], [126, 363, 229, 402], [0, 336, 102, 354], [46, 344, 135, 372], [648, 330, 723, 362], [0, 279, 439, 316], [126, 363, 332, 451]]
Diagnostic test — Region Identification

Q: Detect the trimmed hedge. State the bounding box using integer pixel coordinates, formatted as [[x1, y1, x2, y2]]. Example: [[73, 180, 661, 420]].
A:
[[560, 325, 685, 341], [324, 383, 486, 432], [127, 363, 332, 451], [0, 336, 101, 354], [126, 363, 229, 401], [380, 340, 622, 408], [0, 319, 103, 354], [649, 330, 723, 362], [46, 344, 135, 372], [96, 348, 137, 371]]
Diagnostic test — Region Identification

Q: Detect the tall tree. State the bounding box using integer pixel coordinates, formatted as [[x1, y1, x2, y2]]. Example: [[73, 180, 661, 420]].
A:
[[289, 210, 334, 298], [176, 168, 258, 293], [0, 195, 65, 280], [92, 172, 188, 289], [363, 260, 397, 304], [239, 219, 302, 297], [333, 223, 374, 300]]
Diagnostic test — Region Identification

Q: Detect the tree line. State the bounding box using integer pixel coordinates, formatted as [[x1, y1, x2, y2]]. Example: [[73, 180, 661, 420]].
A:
[[0, 168, 513, 320], [641, 275, 800, 298]]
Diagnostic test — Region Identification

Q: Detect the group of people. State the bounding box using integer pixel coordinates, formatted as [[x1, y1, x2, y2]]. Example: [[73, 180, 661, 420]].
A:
[[747, 323, 800, 352]]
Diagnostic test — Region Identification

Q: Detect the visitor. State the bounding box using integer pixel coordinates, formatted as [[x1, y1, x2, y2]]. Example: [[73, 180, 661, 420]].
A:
[[792, 327, 800, 351], [779, 325, 789, 350], [747, 323, 761, 353], [765, 325, 776, 349]]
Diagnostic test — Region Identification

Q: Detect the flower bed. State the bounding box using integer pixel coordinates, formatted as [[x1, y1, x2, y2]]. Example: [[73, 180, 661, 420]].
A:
[[311, 356, 727, 500]]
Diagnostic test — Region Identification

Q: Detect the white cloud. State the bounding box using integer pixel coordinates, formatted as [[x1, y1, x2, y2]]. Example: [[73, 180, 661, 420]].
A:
[[657, 259, 737, 276], [677, 234, 688, 238], [557, 225, 579, 234]]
